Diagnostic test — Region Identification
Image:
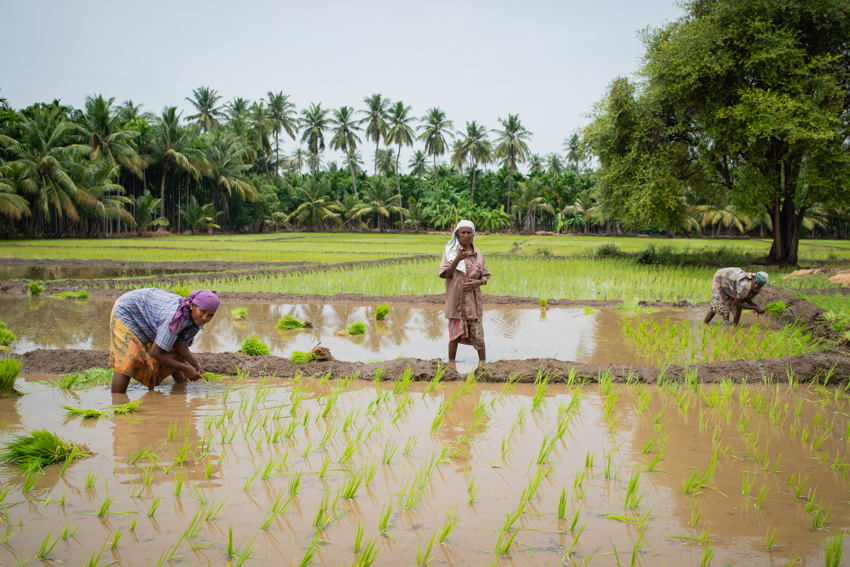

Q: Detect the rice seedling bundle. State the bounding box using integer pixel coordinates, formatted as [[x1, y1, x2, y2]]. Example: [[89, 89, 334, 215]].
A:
[[50, 290, 90, 300], [763, 301, 786, 317], [347, 322, 366, 335], [0, 328, 15, 347], [61, 405, 111, 419], [238, 335, 270, 356], [112, 400, 142, 415], [230, 307, 247, 321], [0, 357, 22, 397], [44, 368, 112, 390], [276, 315, 312, 330], [28, 281, 44, 296], [0, 429, 90, 471], [375, 304, 390, 320], [290, 351, 314, 363]]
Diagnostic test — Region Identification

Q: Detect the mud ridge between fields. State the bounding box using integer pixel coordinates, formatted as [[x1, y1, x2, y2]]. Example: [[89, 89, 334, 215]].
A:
[[0, 255, 434, 295], [12, 348, 850, 385]]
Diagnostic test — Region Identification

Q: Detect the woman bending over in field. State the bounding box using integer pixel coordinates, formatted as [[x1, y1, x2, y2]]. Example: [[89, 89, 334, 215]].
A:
[[109, 288, 219, 394], [703, 268, 767, 325], [440, 220, 490, 363]]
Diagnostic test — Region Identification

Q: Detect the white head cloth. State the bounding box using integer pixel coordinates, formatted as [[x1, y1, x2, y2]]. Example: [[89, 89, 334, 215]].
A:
[[445, 220, 476, 274]]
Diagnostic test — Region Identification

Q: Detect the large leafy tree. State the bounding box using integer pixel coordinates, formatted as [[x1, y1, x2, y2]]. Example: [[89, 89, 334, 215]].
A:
[[287, 178, 340, 230], [408, 150, 429, 178], [384, 101, 416, 199], [328, 106, 363, 196], [185, 86, 224, 132], [587, 0, 850, 263], [247, 102, 274, 180], [265, 92, 298, 178], [509, 177, 554, 232], [0, 162, 33, 224], [299, 103, 329, 180], [492, 114, 531, 211], [360, 94, 390, 176], [181, 196, 222, 233], [563, 134, 581, 170], [451, 121, 491, 205], [0, 107, 90, 232], [205, 130, 257, 208], [129, 189, 168, 234], [355, 176, 407, 232], [417, 107, 453, 191]]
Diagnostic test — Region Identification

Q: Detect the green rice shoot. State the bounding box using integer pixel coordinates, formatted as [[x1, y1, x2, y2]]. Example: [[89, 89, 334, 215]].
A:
[[43, 368, 113, 390], [173, 285, 192, 298], [0, 328, 16, 346], [346, 322, 367, 336], [28, 282, 44, 296], [276, 315, 312, 330], [61, 406, 111, 419], [112, 400, 142, 415], [290, 351, 315, 364], [0, 429, 90, 471], [375, 305, 390, 320], [239, 335, 270, 356], [764, 301, 787, 317], [201, 372, 228, 381], [0, 357, 23, 397], [230, 308, 247, 320]]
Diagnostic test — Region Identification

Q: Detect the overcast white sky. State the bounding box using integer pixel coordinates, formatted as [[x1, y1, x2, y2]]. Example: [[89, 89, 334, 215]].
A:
[[1, 0, 683, 172]]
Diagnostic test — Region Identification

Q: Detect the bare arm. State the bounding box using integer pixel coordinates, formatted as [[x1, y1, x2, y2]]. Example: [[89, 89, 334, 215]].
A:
[[150, 344, 200, 380]]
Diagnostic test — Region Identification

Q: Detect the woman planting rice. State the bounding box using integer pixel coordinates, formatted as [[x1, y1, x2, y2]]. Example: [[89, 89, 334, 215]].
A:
[[440, 220, 490, 363], [109, 288, 219, 393], [703, 268, 767, 325]]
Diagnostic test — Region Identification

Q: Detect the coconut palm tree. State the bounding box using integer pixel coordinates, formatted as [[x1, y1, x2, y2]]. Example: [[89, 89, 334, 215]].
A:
[[451, 121, 491, 205], [328, 106, 363, 195], [417, 107, 453, 191], [545, 153, 564, 178], [117, 100, 154, 122], [376, 149, 395, 175], [75, 161, 134, 236], [0, 162, 33, 226], [408, 150, 429, 178], [77, 94, 143, 176], [129, 189, 168, 234], [299, 103, 329, 179], [336, 192, 368, 231], [508, 177, 555, 232], [226, 97, 251, 122], [291, 148, 309, 174], [205, 130, 257, 208], [563, 133, 581, 169], [384, 101, 416, 199], [181, 196, 222, 233], [528, 154, 544, 175], [265, 92, 298, 179], [152, 107, 204, 217], [343, 150, 364, 178], [355, 176, 407, 232], [185, 86, 224, 132], [492, 114, 531, 211], [563, 190, 597, 234], [360, 94, 390, 176], [287, 178, 340, 230], [0, 107, 90, 233], [691, 203, 755, 236]]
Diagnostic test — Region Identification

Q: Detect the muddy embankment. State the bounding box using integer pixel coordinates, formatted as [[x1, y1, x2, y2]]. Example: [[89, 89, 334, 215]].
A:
[[13, 348, 850, 385]]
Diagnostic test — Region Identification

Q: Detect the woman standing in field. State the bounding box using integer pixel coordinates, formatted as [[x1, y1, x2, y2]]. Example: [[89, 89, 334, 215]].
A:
[[440, 220, 490, 363], [109, 288, 219, 394], [703, 268, 767, 325]]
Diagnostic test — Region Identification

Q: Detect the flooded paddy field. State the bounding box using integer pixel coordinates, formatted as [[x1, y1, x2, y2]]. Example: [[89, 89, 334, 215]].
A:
[[2, 370, 850, 565], [0, 296, 785, 372]]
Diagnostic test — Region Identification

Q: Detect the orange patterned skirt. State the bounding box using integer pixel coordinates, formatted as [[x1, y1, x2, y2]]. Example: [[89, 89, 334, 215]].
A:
[[108, 308, 186, 389]]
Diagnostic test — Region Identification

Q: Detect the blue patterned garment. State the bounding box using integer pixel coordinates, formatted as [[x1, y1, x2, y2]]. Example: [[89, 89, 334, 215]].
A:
[[712, 268, 760, 300], [113, 288, 201, 351]]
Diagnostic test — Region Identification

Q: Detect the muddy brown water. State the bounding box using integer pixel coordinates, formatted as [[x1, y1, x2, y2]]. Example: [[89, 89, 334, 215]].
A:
[[0, 297, 776, 373], [1, 373, 849, 565]]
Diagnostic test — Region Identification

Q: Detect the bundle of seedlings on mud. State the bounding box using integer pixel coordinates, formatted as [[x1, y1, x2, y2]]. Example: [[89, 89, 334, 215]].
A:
[[230, 308, 247, 321], [28, 281, 44, 296], [763, 301, 787, 317], [0, 323, 15, 347], [238, 335, 270, 356], [201, 372, 228, 381], [336, 321, 366, 336], [375, 304, 390, 320], [0, 357, 23, 398], [50, 290, 90, 300], [61, 405, 111, 419], [290, 344, 333, 364], [0, 429, 90, 471], [43, 368, 113, 390], [540, 298, 548, 310], [276, 315, 313, 330]]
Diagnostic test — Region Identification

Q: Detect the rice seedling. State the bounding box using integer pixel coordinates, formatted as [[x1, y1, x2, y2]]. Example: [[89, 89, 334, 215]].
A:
[[416, 531, 438, 565], [35, 530, 58, 559], [276, 315, 313, 329], [337, 321, 366, 336], [230, 307, 247, 320], [261, 490, 294, 530], [147, 495, 162, 517], [60, 518, 79, 539], [0, 357, 22, 397], [582, 307, 599, 314], [0, 429, 90, 471], [378, 500, 393, 535], [238, 335, 270, 356], [51, 290, 90, 300], [754, 485, 769, 509], [354, 536, 380, 567], [290, 350, 315, 363], [764, 301, 787, 317], [425, 365, 446, 394], [557, 487, 568, 519], [313, 491, 341, 529], [342, 467, 366, 499], [61, 405, 111, 419], [701, 544, 715, 567], [375, 304, 390, 320], [439, 502, 460, 542], [112, 400, 142, 415], [46, 367, 112, 390], [0, 327, 16, 347], [29, 281, 44, 296], [825, 532, 845, 567]]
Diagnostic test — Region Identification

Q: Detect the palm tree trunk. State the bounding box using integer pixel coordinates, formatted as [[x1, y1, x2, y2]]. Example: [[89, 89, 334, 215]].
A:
[[160, 166, 168, 218], [275, 131, 280, 180], [374, 139, 380, 176], [471, 165, 477, 206], [433, 155, 439, 191], [395, 142, 403, 226], [347, 149, 358, 198]]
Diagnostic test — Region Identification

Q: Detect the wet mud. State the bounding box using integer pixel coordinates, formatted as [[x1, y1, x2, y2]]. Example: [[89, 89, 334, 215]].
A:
[[14, 348, 850, 385]]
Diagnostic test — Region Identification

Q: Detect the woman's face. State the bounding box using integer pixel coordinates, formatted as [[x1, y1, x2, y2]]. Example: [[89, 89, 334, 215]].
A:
[[190, 304, 216, 326], [457, 227, 474, 247]]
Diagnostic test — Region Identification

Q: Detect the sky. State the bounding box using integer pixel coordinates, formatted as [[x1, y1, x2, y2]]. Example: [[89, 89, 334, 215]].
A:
[[0, 0, 684, 172]]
